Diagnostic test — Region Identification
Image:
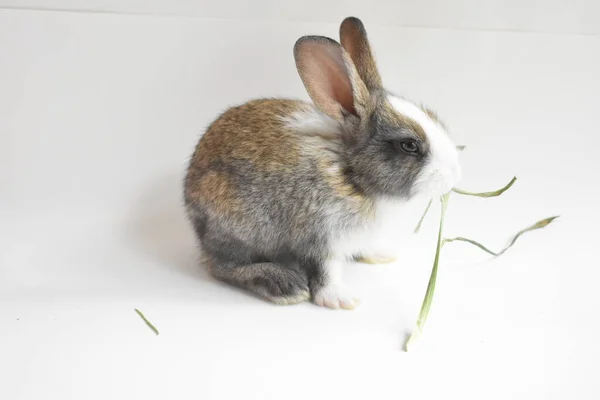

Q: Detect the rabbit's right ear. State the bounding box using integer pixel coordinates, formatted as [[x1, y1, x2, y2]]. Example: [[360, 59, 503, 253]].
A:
[[294, 36, 371, 122], [340, 17, 382, 91]]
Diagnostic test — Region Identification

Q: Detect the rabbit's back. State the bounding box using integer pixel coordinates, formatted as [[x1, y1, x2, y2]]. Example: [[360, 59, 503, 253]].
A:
[[184, 99, 373, 260]]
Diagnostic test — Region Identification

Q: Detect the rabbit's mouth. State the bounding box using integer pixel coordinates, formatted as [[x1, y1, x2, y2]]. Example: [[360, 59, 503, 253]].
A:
[[412, 164, 462, 198]]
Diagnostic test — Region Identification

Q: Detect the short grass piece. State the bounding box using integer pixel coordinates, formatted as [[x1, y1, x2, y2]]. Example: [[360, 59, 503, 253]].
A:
[[134, 308, 159, 336]]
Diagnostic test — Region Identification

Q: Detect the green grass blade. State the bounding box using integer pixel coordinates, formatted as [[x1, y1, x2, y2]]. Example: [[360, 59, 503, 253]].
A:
[[443, 216, 559, 257], [497, 216, 559, 256], [443, 237, 499, 256], [452, 176, 517, 198], [414, 199, 433, 234], [405, 193, 450, 351], [134, 308, 159, 335]]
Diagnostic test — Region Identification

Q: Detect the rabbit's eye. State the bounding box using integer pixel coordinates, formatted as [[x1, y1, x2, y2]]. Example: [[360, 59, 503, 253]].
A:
[[399, 139, 420, 155]]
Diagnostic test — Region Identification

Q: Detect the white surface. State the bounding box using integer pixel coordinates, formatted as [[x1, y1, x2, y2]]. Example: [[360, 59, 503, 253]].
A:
[[2, 0, 600, 35], [1, 7, 600, 400]]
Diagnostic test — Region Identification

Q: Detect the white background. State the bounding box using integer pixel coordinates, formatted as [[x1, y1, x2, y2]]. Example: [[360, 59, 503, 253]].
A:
[[1, 1, 599, 399]]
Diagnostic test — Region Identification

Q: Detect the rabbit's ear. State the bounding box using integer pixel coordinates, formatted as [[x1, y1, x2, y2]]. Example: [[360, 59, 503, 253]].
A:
[[294, 35, 371, 122], [340, 17, 382, 91]]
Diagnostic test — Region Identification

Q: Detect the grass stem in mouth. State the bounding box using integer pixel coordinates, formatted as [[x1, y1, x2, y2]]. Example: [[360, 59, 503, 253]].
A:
[[452, 176, 517, 198]]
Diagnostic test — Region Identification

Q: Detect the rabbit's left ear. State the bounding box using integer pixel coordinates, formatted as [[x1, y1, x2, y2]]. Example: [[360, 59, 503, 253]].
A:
[[294, 35, 372, 122], [340, 17, 383, 91]]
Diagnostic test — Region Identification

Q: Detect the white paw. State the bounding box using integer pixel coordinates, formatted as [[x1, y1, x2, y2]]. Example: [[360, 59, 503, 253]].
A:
[[314, 283, 360, 310]]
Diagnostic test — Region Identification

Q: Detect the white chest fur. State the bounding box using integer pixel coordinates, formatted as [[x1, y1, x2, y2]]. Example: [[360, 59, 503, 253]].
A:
[[329, 197, 421, 260]]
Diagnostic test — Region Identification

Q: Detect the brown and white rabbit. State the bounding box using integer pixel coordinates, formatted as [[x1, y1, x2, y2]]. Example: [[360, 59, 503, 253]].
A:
[[184, 17, 461, 309]]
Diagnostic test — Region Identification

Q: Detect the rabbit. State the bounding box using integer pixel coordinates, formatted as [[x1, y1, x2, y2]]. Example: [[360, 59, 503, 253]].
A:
[[183, 17, 461, 309]]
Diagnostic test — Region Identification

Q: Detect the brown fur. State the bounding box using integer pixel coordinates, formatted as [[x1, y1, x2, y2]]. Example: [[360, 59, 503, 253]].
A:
[[193, 170, 241, 215], [193, 99, 304, 172], [317, 158, 374, 217], [185, 99, 308, 216]]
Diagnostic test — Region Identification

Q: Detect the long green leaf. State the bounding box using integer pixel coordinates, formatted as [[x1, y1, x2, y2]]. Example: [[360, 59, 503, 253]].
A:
[[443, 216, 559, 256], [405, 193, 450, 351], [413, 199, 433, 234], [452, 176, 517, 198], [443, 236, 498, 255]]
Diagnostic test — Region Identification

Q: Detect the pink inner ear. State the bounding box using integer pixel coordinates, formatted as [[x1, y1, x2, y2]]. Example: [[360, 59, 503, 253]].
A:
[[331, 76, 356, 116], [316, 49, 356, 116], [300, 42, 357, 118]]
